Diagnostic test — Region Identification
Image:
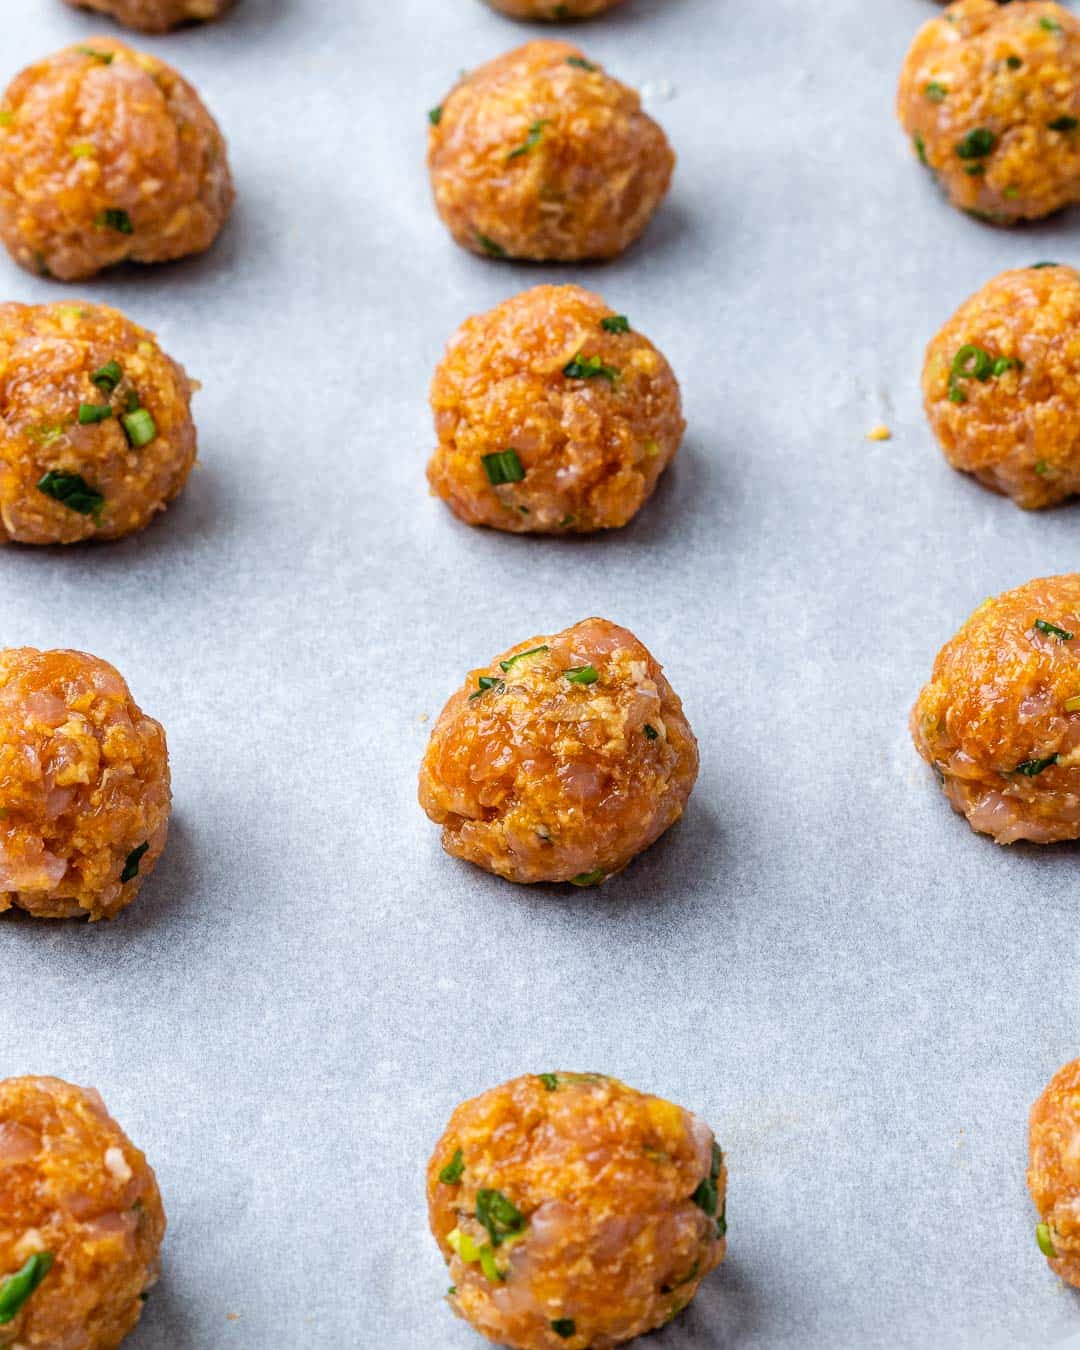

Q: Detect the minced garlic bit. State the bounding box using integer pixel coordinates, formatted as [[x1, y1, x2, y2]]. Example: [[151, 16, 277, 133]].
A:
[[866, 424, 892, 442]]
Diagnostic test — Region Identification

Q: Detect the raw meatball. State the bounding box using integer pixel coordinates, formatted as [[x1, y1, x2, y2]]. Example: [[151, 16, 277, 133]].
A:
[[0, 302, 197, 544], [0, 39, 233, 282], [483, 0, 624, 17], [1029, 1058, 1080, 1286], [418, 618, 698, 884], [911, 574, 1080, 844], [428, 1073, 726, 1350], [0, 648, 170, 920], [897, 0, 1080, 224], [428, 40, 674, 261], [0, 1076, 165, 1348], [64, 0, 233, 33], [428, 286, 683, 534], [923, 264, 1080, 508]]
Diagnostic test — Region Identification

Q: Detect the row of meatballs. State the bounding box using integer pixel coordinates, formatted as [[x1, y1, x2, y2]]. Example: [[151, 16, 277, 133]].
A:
[[3, 1056, 1080, 1350], [2, 259, 1078, 549]]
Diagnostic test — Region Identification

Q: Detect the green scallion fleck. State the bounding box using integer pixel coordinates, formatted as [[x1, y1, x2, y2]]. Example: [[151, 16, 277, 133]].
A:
[[955, 127, 995, 160], [1007, 54, 1022, 69], [77, 46, 114, 64], [77, 402, 112, 425], [925, 82, 948, 102], [601, 314, 630, 334], [991, 356, 1020, 376], [1041, 17, 1063, 33], [120, 842, 149, 884], [1032, 261, 1059, 269], [643, 724, 659, 740], [564, 664, 598, 685], [539, 1073, 559, 1090], [500, 645, 548, 672], [428, 105, 443, 126], [439, 1149, 465, 1185], [121, 407, 156, 448], [566, 56, 596, 71], [475, 1189, 525, 1248], [507, 121, 547, 161], [469, 675, 505, 702], [482, 449, 525, 485], [95, 208, 133, 234], [37, 470, 104, 519], [1049, 115, 1079, 132], [0, 1254, 53, 1326], [913, 133, 928, 166], [570, 869, 605, 887], [563, 353, 618, 382], [91, 360, 122, 393], [1037, 1223, 1057, 1257], [1014, 756, 1060, 777], [477, 234, 506, 258], [1035, 619, 1074, 641], [551, 1321, 576, 1340]]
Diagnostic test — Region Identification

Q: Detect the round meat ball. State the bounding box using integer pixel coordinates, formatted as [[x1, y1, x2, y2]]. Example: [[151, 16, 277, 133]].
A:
[[923, 265, 1080, 508], [0, 648, 170, 920], [428, 1072, 726, 1350], [0, 39, 234, 282], [0, 302, 197, 544], [483, 0, 624, 17], [1029, 1058, 1080, 1286], [418, 617, 698, 884], [911, 574, 1080, 844], [0, 1076, 165, 1348], [897, 0, 1080, 224], [65, 0, 233, 32], [428, 286, 683, 534], [428, 40, 674, 261]]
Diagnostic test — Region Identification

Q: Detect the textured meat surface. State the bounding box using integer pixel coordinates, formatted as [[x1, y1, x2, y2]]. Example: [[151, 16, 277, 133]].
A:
[[419, 617, 698, 884], [428, 1073, 725, 1350], [65, 0, 233, 33], [923, 265, 1080, 508], [0, 1076, 165, 1349], [911, 574, 1080, 843], [0, 648, 170, 919], [897, 0, 1080, 224], [428, 285, 683, 533], [428, 40, 674, 261], [0, 301, 196, 544], [0, 39, 233, 281]]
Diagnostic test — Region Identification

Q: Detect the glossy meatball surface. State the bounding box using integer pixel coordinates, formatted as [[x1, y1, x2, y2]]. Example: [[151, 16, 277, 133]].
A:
[[923, 265, 1080, 508], [428, 1073, 726, 1350], [428, 40, 674, 261], [897, 0, 1080, 224], [428, 286, 683, 534], [911, 575, 1080, 844], [0, 39, 233, 282], [0, 648, 170, 920], [65, 0, 233, 32], [484, 0, 624, 17], [0, 302, 196, 545], [419, 618, 698, 885], [1029, 1058, 1080, 1287]]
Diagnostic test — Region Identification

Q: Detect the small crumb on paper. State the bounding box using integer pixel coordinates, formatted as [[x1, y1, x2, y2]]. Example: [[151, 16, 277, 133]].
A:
[[866, 424, 892, 442]]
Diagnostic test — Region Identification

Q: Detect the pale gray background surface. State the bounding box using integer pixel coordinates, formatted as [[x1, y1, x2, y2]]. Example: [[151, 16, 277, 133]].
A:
[[2, 0, 1079, 1345]]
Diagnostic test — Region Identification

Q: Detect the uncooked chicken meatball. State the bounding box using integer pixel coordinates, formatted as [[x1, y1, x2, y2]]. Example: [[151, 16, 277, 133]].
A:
[[923, 264, 1080, 508], [0, 1076, 165, 1348], [428, 40, 674, 261], [0, 40, 233, 282], [64, 0, 233, 31], [429, 1073, 726, 1349], [419, 618, 698, 885], [0, 302, 197, 544], [1029, 1058, 1080, 1286], [912, 574, 1080, 844], [898, 0, 1080, 224], [0, 648, 170, 920], [483, 0, 624, 17], [428, 286, 683, 533]]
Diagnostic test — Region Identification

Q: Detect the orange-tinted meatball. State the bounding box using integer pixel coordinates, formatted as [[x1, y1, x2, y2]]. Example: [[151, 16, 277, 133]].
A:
[[923, 265, 1080, 508], [1029, 1058, 1080, 1287], [911, 575, 1080, 844], [428, 1073, 726, 1350], [0, 648, 170, 920], [483, 0, 624, 17], [419, 618, 698, 885], [0, 302, 197, 545], [428, 286, 683, 534], [0, 40, 233, 282], [0, 1076, 165, 1349], [65, 0, 233, 32], [897, 0, 1080, 224], [428, 40, 674, 261]]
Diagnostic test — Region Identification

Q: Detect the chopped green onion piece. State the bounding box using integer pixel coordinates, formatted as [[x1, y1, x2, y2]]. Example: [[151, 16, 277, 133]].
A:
[[991, 356, 1020, 376], [77, 46, 114, 64], [913, 133, 928, 166], [539, 1073, 559, 1091], [551, 1321, 576, 1339], [475, 1189, 525, 1247], [507, 121, 547, 161], [1007, 55, 1022, 69], [925, 82, 948, 102], [1041, 17, 1063, 33], [447, 1228, 482, 1262], [1032, 261, 1059, 269], [643, 723, 659, 740], [601, 314, 630, 334], [566, 56, 596, 71], [477, 233, 506, 258], [428, 105, 443, 125], [121, 407, 156, 448], [570, 869, 605, 887], [501, 645, 548, 672], [1049, 115, 1079, 132], [716, 1207, 727, 1238], [120, 842, 148, 884], [1035, 460, 1053, 476], [37, 470, 104, 519], [1037, 1223, 1057, 1257], [564, 665, 598, 685], [563, 353, 618, 382], [1015, 756, 1059, 777], [447, 1285, 456, 1296], [469, 675, 504, 701], [482, 449, 525, 486], [0, 1253, 53, 1326], [95, 208, 133, 234], [439, 1149, 465, 1185], [1035, 619, 1074, 641], [955, 127, 995, 160], [692, 1174, 718, 1217], [78, 402, 112, 425], [91, 360, 122, 393], [478, 1247, 503, 1283]]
